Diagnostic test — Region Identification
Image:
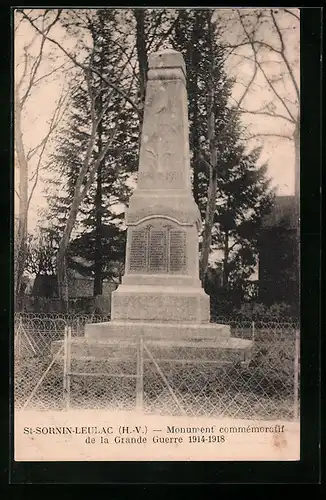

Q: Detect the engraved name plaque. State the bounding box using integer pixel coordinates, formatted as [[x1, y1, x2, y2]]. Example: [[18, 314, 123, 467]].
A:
[[169, 230, 187, 272], [129, 229, 147, 272], [149, 230, 168, 272], [128, 223, 187, 274]]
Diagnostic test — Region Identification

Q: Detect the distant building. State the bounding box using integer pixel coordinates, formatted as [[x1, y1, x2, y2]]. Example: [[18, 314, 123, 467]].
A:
[[66, 269, 118, 299], [258, 195, 299, 308], [32, 271, 118, 300]]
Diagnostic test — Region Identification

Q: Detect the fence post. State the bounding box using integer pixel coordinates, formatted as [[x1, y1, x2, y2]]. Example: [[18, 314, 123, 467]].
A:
[[63, 326, 72, 411], [293, 329, 300, 420], [251, 320, 255, 342], [136, 336, 144, 412]]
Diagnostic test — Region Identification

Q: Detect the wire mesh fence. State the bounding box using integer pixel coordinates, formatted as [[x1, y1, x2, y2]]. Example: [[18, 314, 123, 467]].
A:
[[14, 313, 300, 420]]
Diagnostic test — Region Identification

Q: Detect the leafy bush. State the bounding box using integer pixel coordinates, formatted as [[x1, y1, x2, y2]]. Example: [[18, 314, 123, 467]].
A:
[[234, 302, 297, 320]]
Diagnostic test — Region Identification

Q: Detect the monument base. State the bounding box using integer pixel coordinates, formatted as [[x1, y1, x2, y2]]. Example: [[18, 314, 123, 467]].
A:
[[51, 334, 252, 365], [51, 321, 253, 365], [111, 285, 210, 323], [84, 320, 230, 341]]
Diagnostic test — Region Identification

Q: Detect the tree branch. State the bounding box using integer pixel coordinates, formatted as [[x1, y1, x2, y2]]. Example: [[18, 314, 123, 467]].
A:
[[19, 9, 141, 116], [32, 61, 71, 88], [236, 48, 259, 110], [80, 123, 119, 201], [146, 10, 165, 51], [236, 9, 296, 123], [15, 11, 26, 32], [26, 84, 69, 162], [198, 153, 212, 172], [247, 133, 293, 141], [283, 9, 300, 22], [26, 85, 69, 213], [270, 9, 300, 101], [237, 106, 293, 123], [19, 10, 62, 107], [22, 36, 46, 105], [93, 40, 138, 127], [154, 13, 180, 52], [229, 50, 282, 69], [16, 48, 29, 91], [229, 241, 240, 252], [212, 43, 261, 153]]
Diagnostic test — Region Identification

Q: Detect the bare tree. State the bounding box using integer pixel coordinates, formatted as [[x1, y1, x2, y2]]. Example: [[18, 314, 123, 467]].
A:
[[55, 58, 134, 308], [224, 8, 300, 295], [25, 230, 57, 277], [199, 11, 260, 282], [133, 9, 180, 143], [19, 9, 140, 309], [21, 9, 185, 309], [14, 9, 69, 310], [226, 8, 300, 198], [19, 9, 141, 115]]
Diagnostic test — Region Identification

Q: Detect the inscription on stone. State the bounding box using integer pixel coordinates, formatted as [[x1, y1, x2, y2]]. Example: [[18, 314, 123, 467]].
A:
[[138, 171, 183, 184], [149, 230, 168, 272], [129, 229, 147, 272], [169, 230, 187, 272]]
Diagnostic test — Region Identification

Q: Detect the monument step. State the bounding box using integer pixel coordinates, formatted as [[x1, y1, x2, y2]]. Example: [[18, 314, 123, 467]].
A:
[[84, 320, 231, 341], [51, 336, 253, 365]]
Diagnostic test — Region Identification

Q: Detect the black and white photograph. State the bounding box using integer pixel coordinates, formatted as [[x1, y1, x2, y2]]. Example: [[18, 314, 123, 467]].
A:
[[13, 7, 301, 461]]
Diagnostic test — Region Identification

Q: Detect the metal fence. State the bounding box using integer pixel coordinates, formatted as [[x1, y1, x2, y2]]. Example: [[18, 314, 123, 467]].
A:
[[14, 313, 300, 421]]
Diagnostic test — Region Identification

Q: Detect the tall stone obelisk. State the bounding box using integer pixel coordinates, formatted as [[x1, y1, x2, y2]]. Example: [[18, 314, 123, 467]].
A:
[[85, 50, 238, 343], [110, 49, 210, 325]]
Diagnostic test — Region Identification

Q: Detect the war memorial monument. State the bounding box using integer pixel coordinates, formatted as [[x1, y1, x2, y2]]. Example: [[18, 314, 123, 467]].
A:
[[53, 49, 252, 388]]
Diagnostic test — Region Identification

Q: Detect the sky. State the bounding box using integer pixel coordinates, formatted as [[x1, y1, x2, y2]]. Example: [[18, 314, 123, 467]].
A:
[[14, 8, 300, 233]]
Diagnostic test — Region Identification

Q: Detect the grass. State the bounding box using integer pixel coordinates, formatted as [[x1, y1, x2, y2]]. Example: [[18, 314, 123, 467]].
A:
[[14, 334, 297, 420]]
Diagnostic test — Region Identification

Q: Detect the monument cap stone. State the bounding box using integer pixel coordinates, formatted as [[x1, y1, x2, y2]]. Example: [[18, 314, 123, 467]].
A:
[[148, 49, 186, 77]]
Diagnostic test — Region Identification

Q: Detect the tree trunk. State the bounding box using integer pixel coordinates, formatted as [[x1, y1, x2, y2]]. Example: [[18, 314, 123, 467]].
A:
[[56, 73, 118, 308], [14, 86, 28, 310], [94, 145, 103, 295], [56, 243, 69, 312], [199, 96, 217, 283], [190, 14, 200, 206], [222, 230, 229, 288], [15, 232, 27, 311], [56, 189, 84, 311], [199, 167, 217, 283], [191, 72, 200, 205], [134, 9, 148, 145], [57, 228, 72, 312], [293, 117, 300, 302], [294, 118, 300, 202], [55, 21, 121, 307], [199, 14, 217, 283], [94, 25, 104, 297], [56, 119, 117, 308], [192, 112, 200, 205]]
